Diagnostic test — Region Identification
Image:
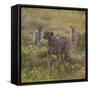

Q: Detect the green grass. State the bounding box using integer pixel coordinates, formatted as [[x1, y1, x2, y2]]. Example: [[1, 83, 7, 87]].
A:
[[21, 8, 86, 83], [21, 42, 86, 82]]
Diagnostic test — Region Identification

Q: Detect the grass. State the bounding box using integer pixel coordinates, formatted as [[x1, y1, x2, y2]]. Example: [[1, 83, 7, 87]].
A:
[[21, 8, 86, 83]]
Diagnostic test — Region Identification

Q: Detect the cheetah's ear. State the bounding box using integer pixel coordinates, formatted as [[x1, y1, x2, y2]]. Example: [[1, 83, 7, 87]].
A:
[[51, 32, 54, 36]]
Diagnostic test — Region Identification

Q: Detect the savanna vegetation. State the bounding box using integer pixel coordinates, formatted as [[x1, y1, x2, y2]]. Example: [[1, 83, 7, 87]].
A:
[[21, 7, 86, 83]]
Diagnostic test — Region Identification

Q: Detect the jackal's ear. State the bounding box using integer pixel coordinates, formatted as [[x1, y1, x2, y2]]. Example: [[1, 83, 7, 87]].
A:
[[40, 25, 43, 29], [51, 32, 54, 36], [37, 24, 43, 30]]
